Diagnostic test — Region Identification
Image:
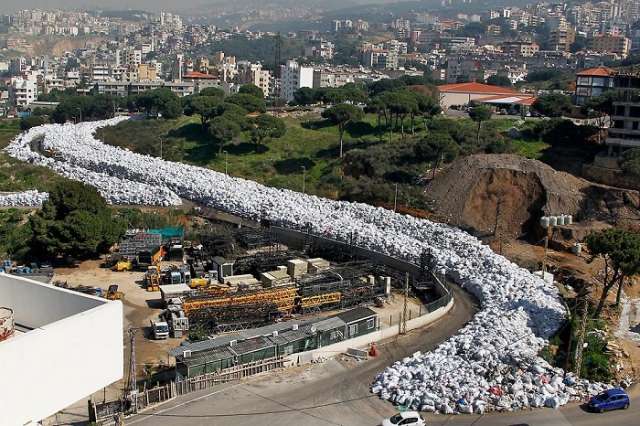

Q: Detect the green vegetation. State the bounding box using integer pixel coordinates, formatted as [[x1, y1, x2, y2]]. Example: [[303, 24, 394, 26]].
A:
[[532, 94, 573, 117], [621, 148, 640, 178], [0, 119, 72, 192], [25, 182, 126, 260], [586, 228, 640, 317]]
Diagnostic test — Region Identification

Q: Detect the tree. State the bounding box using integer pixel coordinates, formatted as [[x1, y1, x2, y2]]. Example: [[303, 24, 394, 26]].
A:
[[226, 93, 266, 113], [293, 87, 318, 106], [27, 182, 125, 260], [209, 115, 241, 152], [586, 228, 640, 317], [621, 148, 640, 178], [136, 88, 182, 119], [199, 87, 225, 98], [415, 132, 459, 167], [381, 91, 418, 137], [183, 96, 221, 129], [321, 104, 364, 158], [20, 115, 48, 130], [250, 114, 286, 147], [468, 104, 493, 145], [532, 94, 572, 117], [487, 75, 512, 87], [238, 84, 265, 99]]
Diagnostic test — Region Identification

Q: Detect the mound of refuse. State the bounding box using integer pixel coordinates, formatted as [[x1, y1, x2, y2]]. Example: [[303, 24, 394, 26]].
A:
[[4, 119, 609, 413], [425, 154, 640, 239], [0, 190, 48, 207]]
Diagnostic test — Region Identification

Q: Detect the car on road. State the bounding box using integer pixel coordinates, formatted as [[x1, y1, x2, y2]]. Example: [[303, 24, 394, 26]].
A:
[[587, 388, 630, 412], [382, 411, 426, 426]]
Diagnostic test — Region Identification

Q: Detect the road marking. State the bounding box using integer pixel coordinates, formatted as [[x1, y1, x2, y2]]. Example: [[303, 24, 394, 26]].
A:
[[127, 383, 242, 425]]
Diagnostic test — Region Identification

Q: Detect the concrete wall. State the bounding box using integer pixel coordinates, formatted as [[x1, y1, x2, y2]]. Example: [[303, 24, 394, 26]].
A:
[[0, 273, 104, 328], [0, 274, 123, 425], [284, 297, 454, 366]]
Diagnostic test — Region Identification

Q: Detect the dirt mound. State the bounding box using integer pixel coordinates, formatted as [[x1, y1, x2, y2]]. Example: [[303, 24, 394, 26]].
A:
[[425, 154, 640, 239]]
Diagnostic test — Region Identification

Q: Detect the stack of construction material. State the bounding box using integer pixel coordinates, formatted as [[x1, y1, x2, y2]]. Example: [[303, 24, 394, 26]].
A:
[[4, 118, 609, 413], [307, 258, 330, 273], [0, 190, 48, 207], [287, 259, 308, 277]]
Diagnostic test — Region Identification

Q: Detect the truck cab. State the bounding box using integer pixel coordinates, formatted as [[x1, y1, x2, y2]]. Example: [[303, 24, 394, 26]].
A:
[[151, 320, 169, 340]]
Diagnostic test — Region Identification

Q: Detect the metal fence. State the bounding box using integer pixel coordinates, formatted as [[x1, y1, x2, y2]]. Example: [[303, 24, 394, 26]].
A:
[[90, 356, 286, 423]]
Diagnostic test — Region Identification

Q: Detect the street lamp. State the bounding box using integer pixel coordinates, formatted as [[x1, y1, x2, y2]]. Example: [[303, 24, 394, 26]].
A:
[[301, 166, 306, 194], [223, 150, 228, 175]]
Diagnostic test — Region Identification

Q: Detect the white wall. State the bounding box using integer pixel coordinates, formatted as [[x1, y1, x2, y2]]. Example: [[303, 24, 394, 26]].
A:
[[0, 275, 123, 425], [0, 273, 104, 327]]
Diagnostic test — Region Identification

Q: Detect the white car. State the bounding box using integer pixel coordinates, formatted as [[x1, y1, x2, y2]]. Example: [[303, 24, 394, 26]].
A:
[[382, 411, 426, 426]]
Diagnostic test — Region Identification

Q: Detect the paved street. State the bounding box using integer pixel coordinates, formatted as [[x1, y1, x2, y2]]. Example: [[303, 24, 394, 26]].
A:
[[123, 281, 638, 426]]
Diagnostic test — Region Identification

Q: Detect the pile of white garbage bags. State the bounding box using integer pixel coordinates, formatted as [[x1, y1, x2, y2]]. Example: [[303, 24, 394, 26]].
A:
[[5, 118, 608, 413], [0, 190, 48, 207]]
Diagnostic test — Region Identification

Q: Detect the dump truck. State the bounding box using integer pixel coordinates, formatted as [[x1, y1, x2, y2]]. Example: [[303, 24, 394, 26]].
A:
[[151, 319, 169, 340]]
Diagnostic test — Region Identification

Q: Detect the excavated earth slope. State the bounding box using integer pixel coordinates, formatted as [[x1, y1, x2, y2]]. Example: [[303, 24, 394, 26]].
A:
[[425, 154, 640, 239]]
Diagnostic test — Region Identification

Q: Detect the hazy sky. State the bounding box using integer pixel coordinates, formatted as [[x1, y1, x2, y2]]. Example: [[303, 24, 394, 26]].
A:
[[1, 0, 210, 13]]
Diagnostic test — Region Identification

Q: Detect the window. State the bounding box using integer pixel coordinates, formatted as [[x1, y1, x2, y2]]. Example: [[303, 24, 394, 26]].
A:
[[399, 418, 418, 425], [349, 324, 358, 336], [366, 318, 375, 329]]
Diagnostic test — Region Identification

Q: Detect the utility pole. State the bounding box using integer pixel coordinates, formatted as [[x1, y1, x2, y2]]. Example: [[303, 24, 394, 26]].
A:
[[393, 183, 398, 212], [401, 273, 409, 335], [159, 137, 163, 160], [125, 327, 138, 413], [301, 166, 306, 194], [574, 296, 589, 377], [223, 150, 228, 175]]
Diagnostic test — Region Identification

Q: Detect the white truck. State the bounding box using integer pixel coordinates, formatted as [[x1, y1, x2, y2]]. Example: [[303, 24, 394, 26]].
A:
[[151, 319, 169, 340]]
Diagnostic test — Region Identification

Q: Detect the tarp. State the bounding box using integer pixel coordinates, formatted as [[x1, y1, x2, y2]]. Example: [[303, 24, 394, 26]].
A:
[[148, 226, 184, 240]]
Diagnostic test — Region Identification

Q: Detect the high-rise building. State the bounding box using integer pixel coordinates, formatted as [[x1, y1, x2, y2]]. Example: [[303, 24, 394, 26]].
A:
[[279, 60, 314, 101]]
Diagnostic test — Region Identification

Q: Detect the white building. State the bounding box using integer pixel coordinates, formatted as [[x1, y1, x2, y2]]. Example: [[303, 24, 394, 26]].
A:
[[279, 60, 314, 102], [0, 274, 123, 425], [9, 74, 38, 107]]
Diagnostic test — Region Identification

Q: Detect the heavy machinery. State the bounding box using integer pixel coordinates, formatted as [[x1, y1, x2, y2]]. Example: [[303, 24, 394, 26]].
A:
[[145, 265, 161, 292], [106, 284, 124, 300], [189, 276, 210, 289], [113, 259, 133, 272]]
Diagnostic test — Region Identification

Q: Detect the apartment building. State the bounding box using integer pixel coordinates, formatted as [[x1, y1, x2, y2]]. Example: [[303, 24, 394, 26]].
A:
[[607, 73, 640, 149], [9, 74, 38, 107], [575, 66, 616, 105], [588, 34, 631, 57], [501, 41, 540, 57], [279, 60, 314, 102], [237, 61, 271, 97]]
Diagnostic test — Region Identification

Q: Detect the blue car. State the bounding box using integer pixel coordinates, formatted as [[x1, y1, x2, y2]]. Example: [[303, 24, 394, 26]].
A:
[[587, 388, 630, 412]]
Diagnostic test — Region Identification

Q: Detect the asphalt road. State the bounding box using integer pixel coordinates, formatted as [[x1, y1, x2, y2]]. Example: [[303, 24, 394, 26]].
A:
[[124, 282, 638, 426]]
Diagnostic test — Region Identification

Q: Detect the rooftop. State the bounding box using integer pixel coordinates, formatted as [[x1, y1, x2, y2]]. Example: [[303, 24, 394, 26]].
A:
[[337, 306, 377, 324], [576, 66, 616, 77], [437, 82, 519, 95]]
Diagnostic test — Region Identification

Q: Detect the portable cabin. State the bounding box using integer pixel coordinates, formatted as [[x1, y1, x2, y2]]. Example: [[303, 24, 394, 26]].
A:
[[175, 347, 235, 379], [312, 316, 347, 347], [337, 307, 378, 339], [268, 325, 317, 356], [229, 336, 276, 364]]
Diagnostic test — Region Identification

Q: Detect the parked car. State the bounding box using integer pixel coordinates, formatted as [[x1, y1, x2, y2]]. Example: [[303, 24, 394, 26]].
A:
[[382, 411, 426, 426], [587, 388, 630, 412]]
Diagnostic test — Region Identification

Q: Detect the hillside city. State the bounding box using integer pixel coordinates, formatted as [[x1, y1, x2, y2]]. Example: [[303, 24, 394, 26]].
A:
[[1, 1, 640, 426]]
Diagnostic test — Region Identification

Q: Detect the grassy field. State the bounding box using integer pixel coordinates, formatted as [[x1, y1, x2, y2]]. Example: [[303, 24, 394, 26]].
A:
[[0, 119, 72, 192], [96, 114, 555, 199], [97, 113, 400, 197]]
